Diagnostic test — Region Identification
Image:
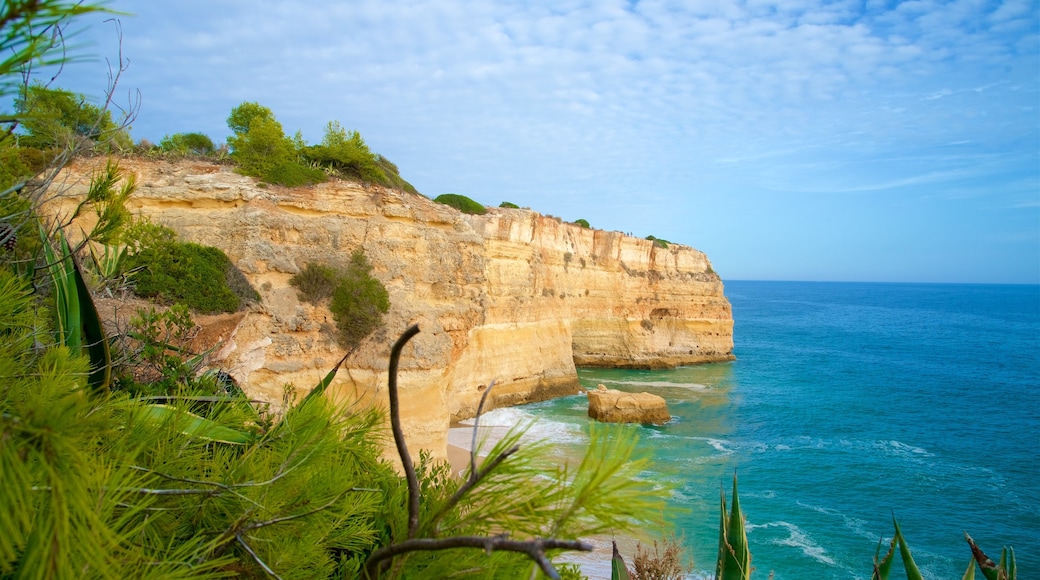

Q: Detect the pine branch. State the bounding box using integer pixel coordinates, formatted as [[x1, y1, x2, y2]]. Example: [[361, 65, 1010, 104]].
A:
[[236, 533, 283, 580], [364, 535, 592, 580], [367, 326, 596, 579]]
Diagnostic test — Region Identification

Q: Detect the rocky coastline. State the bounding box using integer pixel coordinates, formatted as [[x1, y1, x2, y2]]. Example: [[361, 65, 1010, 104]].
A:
[[61, 157, 735, 462]]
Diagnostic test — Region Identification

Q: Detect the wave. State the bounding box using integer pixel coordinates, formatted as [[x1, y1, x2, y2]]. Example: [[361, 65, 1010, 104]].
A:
[[796, 502, 875, 541], [452, 407, 585, 452], [593, 378, 710, 390], [747, 521, 836, 566], [877, 439, 933, 458]]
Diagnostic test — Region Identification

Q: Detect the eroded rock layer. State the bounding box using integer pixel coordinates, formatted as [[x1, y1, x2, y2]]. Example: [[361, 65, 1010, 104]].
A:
[[60, 158, 734, 461]]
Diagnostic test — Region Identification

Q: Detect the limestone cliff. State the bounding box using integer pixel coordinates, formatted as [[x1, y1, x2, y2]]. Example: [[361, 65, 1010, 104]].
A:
[[59, 157, 734, 461]]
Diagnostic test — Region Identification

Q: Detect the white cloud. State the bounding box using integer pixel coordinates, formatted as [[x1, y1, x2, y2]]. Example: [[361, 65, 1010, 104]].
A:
[[45, 0, 1039, 283]]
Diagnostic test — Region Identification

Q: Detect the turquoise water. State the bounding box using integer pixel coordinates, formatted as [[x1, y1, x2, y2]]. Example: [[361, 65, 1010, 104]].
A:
[[475, 281, 1040, 579]]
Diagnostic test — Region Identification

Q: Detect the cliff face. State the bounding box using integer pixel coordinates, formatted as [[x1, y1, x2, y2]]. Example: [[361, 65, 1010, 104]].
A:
[[62, 158, 734, 460]]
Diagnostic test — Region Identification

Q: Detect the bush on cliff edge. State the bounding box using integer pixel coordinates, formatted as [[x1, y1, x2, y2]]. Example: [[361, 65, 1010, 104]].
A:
[[434, 193, 487, 215]]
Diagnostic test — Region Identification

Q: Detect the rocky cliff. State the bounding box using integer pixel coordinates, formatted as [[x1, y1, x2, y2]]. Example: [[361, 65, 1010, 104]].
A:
[[61, 157, 734, 461]]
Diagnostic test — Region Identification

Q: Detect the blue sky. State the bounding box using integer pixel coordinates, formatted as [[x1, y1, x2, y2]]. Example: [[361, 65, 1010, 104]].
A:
[[49, 0, 1039, 283]]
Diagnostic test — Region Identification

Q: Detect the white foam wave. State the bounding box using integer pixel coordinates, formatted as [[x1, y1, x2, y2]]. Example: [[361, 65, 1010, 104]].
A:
[[748, 521, 836, 566], [703, 437, 735, 455], [796, 502, 874, 540], [594, 378, 710, 390], [452, 407, 584, 452], [881, 439, 933, 457]]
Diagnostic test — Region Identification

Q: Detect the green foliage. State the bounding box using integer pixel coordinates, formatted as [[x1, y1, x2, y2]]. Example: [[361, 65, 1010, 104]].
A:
[[329, 251, 390, 350], [1, 267, 395, 576], [226, 102, 326, 188], [116, 304, 202, 396], [38, 227, 111, 392], [122, 221, 257, 313], [226, 100, 275, 136], [716, 475, 751, 580], [0, 139, 54, 192], [645, 235, 669, 249], [304, 120, 388, 184], [14, 82, 131, 151], [0, 1, 110, 137], [291, 255, 390, 350], [574, 218, 591, 228], [290, 261, 340, 303], [158, 132, 215, 156], [499, 201, 520, 209], [434, 193, 487, 215], [374, 153, 420, 194]]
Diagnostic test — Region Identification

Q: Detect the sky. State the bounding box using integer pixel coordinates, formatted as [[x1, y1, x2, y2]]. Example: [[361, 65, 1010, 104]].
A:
[[44, 0, 1040, 284]]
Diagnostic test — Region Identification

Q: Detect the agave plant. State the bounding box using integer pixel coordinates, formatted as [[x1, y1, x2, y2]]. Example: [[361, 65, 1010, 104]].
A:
[[716, 474, 751, 580]]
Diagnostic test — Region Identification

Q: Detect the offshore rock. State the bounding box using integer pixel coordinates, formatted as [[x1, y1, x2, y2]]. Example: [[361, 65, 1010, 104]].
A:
[[587, 385, 671, 425], [56, 158, 733, 463]]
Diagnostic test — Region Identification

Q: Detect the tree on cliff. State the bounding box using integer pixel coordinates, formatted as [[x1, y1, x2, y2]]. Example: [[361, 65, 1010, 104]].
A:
[[14, 83, 132, 151], [225, 100, 326, 186]]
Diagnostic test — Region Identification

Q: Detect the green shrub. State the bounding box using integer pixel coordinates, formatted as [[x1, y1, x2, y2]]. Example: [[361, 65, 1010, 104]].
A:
[[158, 132, 215, 156], [499, 201, 519, 209], [292, 254, 390, 350], [434, 193, 487, 215], [375, 154, 420, 194], [122, 221, 256, 313], [290, 262, 340, 303], [574, 218, 591, 228], [303, 121, 388, 185], [329, 250, 390, 350], [263, 158, 327, 187], [226, 102, 325, 188], [646, 235, 669, 248], [13, 83, 132, 151]]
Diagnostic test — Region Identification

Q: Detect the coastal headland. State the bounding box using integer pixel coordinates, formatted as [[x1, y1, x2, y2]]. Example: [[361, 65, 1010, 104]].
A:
[[61, 157, 734, 462]]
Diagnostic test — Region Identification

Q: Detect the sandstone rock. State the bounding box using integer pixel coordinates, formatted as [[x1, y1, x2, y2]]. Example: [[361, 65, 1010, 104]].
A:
[[54, 158, 730, 464], [587, 386, 671, 424]]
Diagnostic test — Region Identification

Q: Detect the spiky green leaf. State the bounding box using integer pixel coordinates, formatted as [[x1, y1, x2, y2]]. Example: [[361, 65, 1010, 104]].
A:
[[965, 533, 1001, 580], [963, 556, 977, 580], [611, 540, 631, 580], [140, 403, 253, 444], [71, 250, 110, 392], [873, 535, 897, 580], [892, 518, 924, 580], [717, 474, 751, 580]]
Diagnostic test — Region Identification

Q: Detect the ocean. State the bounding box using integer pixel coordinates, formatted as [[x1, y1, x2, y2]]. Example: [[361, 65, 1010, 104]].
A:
[[453, 281, 1040, 579]]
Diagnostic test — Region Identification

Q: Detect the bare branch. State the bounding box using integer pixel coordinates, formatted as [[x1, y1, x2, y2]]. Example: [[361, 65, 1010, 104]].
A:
[[387, 323, 421, 539], [364, 535, 592, 580], [236, 533, 284, 580], [469, 379, 496, 479], [242, 487, 380, 532]]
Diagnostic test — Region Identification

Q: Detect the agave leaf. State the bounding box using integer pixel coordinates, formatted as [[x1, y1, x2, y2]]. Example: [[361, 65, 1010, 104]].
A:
[[611, 540, 630, 580], [717, 474, 751, 580], [1005, 547, 1015, 580], [141, 403, 253, 445], [873, 534, 897, 580], [302, 346, 356, 403], [71, 249, 110, 392], [892, 518, 923, 580], [57, 232, 81, 350], [965, 533, 1000, 580], [963, 556, 977, 580], [716, 486, 728, 579]]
